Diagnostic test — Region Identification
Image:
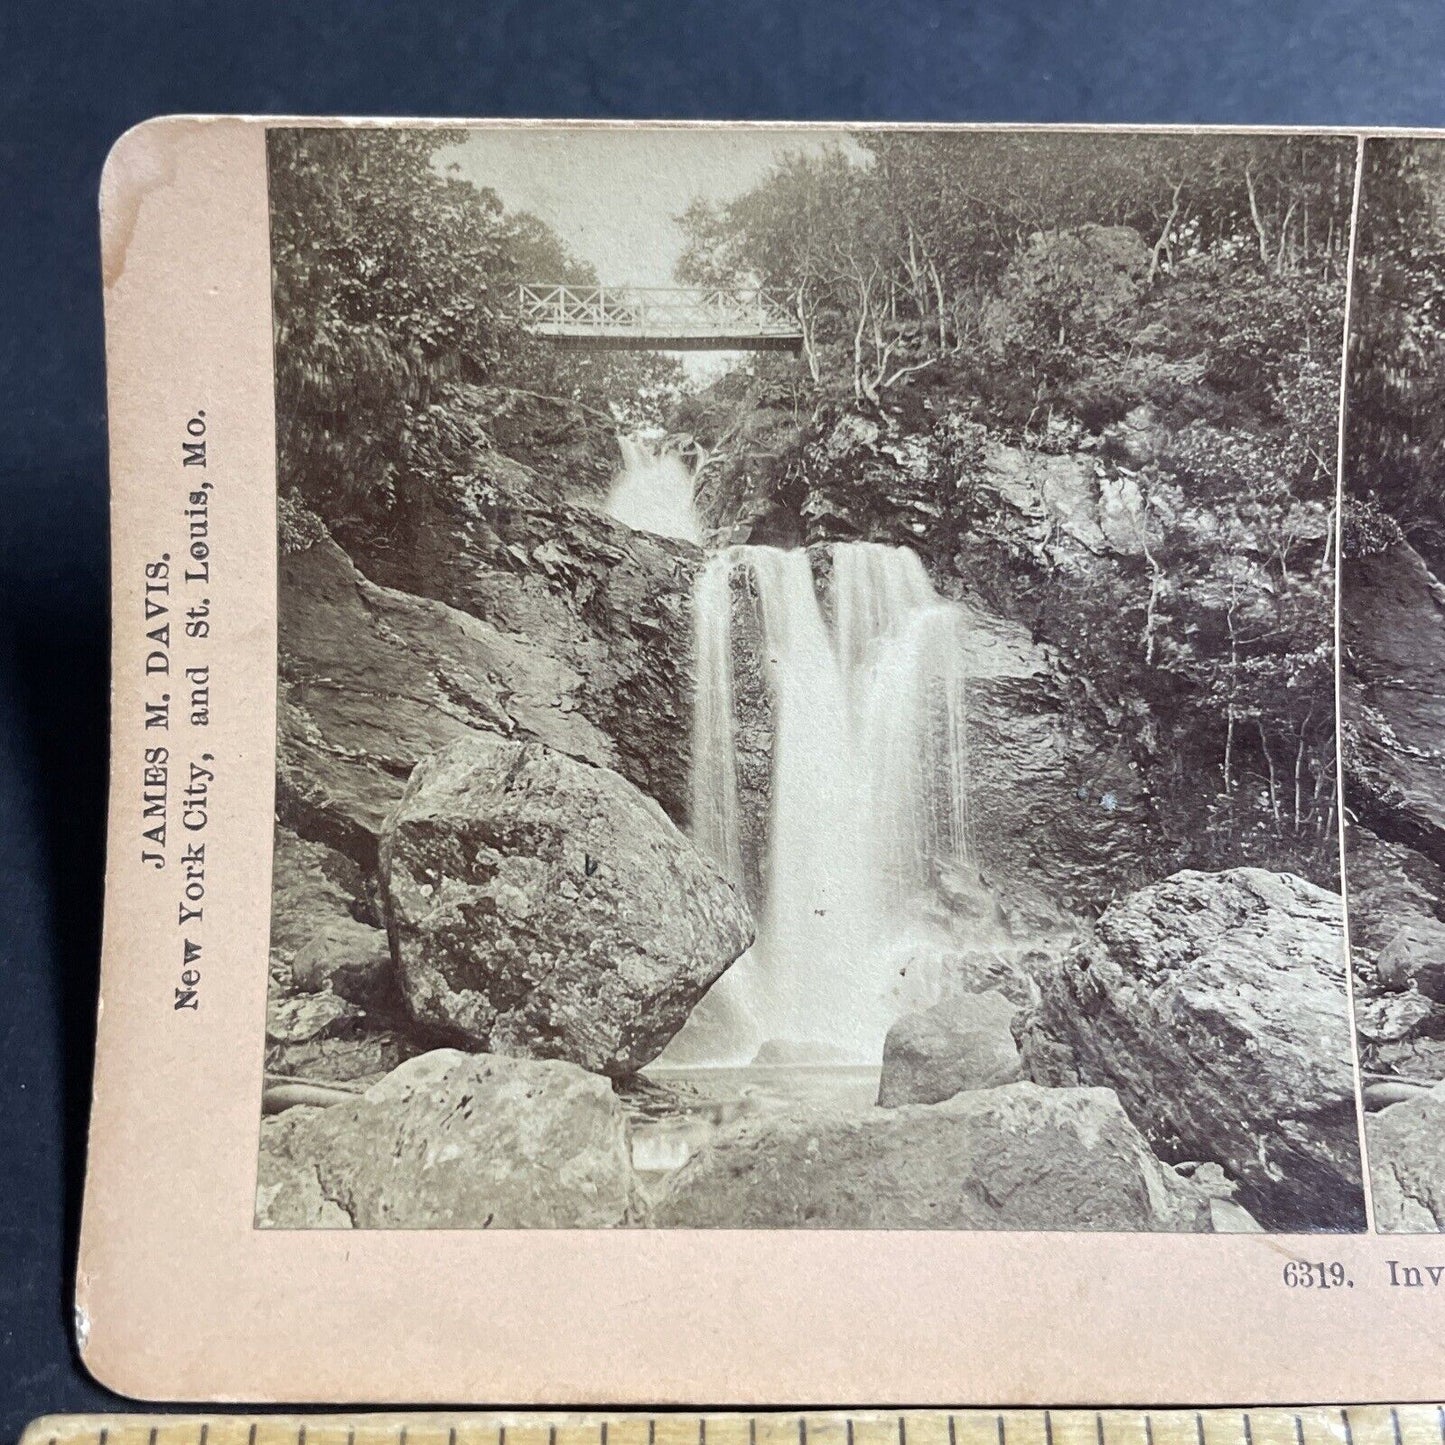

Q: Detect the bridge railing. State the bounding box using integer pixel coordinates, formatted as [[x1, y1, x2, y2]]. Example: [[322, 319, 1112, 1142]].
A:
[[516, 283, 799, 339]]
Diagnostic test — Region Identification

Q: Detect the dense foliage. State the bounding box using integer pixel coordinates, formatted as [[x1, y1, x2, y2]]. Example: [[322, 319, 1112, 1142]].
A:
[[268, 127, 674, 538], [676, 132, 1355, 885], [1345, 139, 1445, 571], [679, 133, 1353, 410]]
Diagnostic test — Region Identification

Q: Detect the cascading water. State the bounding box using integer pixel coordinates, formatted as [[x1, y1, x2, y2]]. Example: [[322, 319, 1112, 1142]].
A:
[[606, 435, 701, 544], [676, 540, 974, 1065]]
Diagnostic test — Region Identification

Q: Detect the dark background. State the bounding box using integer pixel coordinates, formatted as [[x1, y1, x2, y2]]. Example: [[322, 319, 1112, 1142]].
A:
[[3, 1, 1445, 1436]]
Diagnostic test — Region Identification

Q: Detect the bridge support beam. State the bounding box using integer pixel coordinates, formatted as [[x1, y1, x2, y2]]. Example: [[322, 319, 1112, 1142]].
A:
[[543, 333, 803, 353]]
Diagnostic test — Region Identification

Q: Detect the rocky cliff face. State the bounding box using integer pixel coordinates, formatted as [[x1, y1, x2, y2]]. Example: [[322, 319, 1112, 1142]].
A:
[[1341, 538, 1445, 1222], [953, 591, 1153, 926], [1342, 540, 1445, 1086], [337, 449, 700, 825], [704, 392, 1338, 901], [276, 381, 702, 862], [876, 990, 1022, 1107], [1343, 542, 1445, 878], [278, 534, 614, 864], [281, 488, 696, 867]]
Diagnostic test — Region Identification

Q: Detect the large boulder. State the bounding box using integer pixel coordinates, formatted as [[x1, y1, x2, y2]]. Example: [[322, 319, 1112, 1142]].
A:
[[1018, 867, 1364, 1231], [877, 991, 1022, 1107], [255, 1049, 642, 1228], [653, 1082, 1213, 1230], [380, 734, 753, 1077], [1367, 1084, 1445, 1232]]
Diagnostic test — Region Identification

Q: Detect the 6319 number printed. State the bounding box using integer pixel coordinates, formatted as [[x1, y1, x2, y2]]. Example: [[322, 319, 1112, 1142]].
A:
[[1283, 1260, 1352, 1289]]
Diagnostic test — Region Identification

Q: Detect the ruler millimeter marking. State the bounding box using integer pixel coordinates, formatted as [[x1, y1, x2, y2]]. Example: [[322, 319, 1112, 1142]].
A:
[[19, 1410, 1445, 1445]]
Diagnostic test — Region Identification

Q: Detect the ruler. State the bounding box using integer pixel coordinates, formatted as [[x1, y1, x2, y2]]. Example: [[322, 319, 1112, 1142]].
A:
[[19, 1411, 1445, 1445]]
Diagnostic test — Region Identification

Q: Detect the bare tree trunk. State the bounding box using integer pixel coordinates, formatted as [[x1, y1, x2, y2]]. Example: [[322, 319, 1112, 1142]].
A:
[[1258, 720, 1282, 825], [1276, 198, 1298, 274], [1148, 180, 1184, 285], [1294, 733, 1306, 831], [794, 282, 821, 385], [928, 256, 948, 351], [851, 266, 872, 403], [1317, 768, 1335, 838], [1245, 164, 1272, 266], [902, 225, 929, 320], [1130, 485, 1166, 666], [1224, 585, 1240, 793]]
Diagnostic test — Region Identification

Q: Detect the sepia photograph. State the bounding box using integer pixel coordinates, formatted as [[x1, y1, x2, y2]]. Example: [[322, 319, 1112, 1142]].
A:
[[1341, 136, 1445, 1232], [254, 124, 1367, 1233]]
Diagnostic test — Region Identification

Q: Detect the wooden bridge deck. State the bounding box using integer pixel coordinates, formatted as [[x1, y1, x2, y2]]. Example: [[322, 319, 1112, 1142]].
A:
[[517, 284, 803, 351]]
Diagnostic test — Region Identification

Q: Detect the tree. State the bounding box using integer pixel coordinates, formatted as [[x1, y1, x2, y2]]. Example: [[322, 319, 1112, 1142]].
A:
[[268, 128, 682, 531], [679, 132, 1354, 419], [269, 127, 518, 520]]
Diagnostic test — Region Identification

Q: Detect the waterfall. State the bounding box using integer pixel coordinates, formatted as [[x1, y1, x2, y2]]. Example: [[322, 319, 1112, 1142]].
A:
[[676, 540, 973, 1065], [690, 554, 743, 888], [606, 435, 701, 544]]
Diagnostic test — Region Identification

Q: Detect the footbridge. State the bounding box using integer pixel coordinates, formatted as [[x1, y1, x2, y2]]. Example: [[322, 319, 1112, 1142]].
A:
[[516, 284, 803, 352]]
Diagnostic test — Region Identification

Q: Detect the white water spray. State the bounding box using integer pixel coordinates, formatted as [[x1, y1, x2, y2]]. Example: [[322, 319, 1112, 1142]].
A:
[[606, 435, 701, 544], [681, 540, 974, 1063]]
